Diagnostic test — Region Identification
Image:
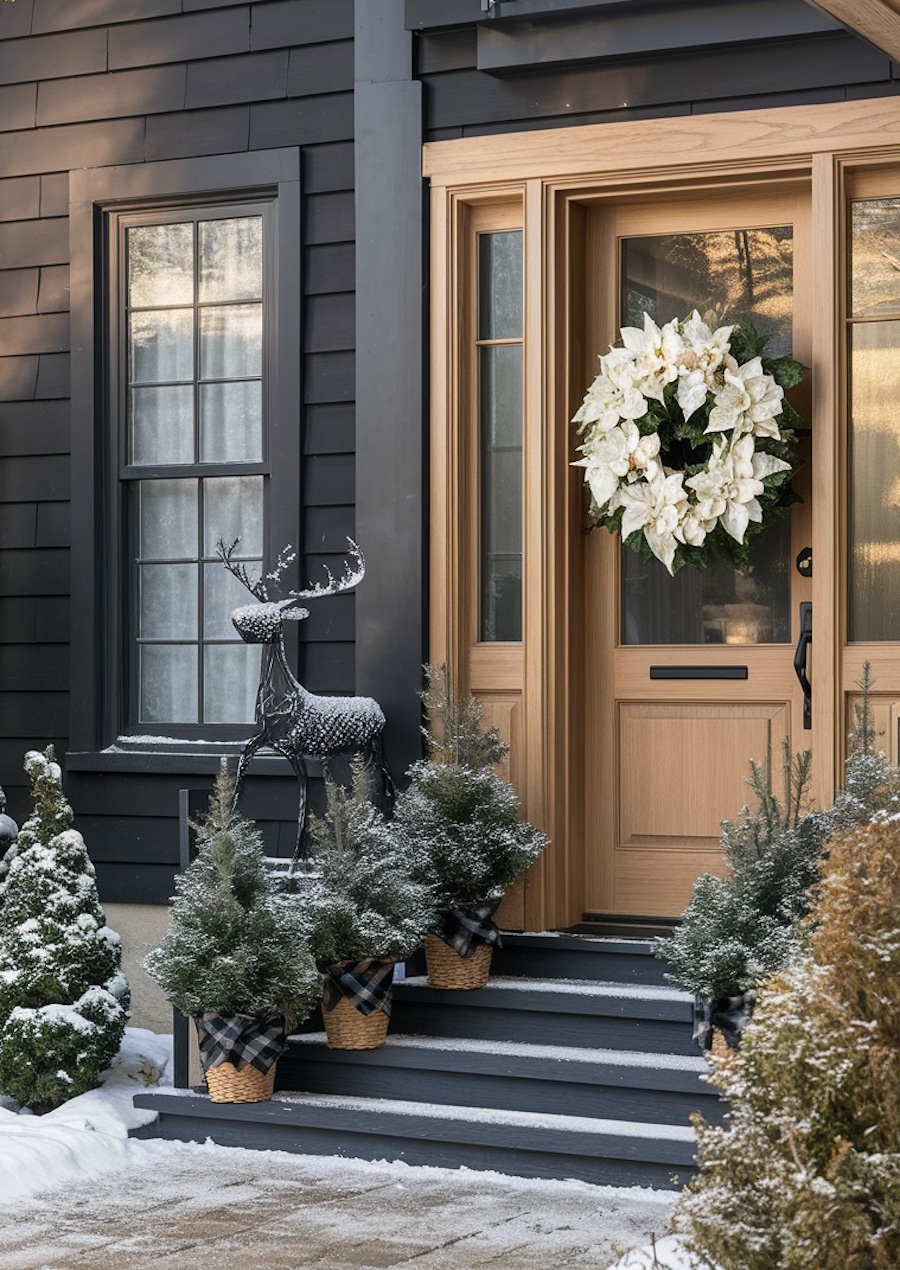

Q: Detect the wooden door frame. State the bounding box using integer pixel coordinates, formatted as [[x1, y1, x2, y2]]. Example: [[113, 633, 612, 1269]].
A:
[[426, 96, 900, 931]]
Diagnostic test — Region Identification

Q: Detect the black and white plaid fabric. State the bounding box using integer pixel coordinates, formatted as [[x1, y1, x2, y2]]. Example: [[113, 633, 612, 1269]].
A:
[[195, 1013, 286, 1074], [319, 957, 395, 1017], [435, 901, 503, 958], [692, 994, 754, 1052]]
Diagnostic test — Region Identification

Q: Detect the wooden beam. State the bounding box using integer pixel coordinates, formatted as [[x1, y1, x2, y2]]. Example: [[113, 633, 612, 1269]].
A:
[[806, 0, 900, 62]]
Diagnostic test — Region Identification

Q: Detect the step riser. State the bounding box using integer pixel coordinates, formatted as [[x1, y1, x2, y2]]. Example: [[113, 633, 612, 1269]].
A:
[[389, 999, 698, 1056], [490, 946, 672, 987], [132, 1110, 691, 1190], [275, 1059, 720, 1126]]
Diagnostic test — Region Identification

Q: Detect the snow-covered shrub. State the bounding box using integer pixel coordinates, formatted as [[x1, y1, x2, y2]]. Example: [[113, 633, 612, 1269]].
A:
[[0, 748, 129, 1111], [145, 761, 320, 1026], [393, 665, 547, 908], [304, 759, 435, 965], [676, 813, 900, 1270]]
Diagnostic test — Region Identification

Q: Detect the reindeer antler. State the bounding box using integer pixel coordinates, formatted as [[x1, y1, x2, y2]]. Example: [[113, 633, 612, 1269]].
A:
[[290, 538, 366, 599], [217, 537, 365, 603], [215, 538, 272, 601]]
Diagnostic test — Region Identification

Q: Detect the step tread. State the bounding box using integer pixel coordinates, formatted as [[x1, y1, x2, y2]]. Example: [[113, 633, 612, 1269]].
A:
[[504, 932, 659, 955], [399, 974, 690, 1002], [267, 1091, 696, 1141], [288, 1031, 708, 1073]]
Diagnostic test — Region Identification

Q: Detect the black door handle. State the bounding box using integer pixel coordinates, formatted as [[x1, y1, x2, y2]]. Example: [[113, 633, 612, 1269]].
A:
[[794, 601, 812, 730]]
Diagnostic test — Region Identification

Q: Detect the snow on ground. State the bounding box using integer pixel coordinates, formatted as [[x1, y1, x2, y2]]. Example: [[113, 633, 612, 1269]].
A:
[[0, 1029, 680, 1268], [605, 1234, 709, 1268], [0, 1028, 176, 1204]]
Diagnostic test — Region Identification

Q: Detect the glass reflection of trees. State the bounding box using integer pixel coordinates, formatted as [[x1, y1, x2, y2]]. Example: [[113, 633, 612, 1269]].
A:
[[619, 227, 794, 646]]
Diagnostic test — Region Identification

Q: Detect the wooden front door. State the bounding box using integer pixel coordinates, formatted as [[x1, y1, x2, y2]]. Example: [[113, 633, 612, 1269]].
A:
[[581, 185, 816, 918]]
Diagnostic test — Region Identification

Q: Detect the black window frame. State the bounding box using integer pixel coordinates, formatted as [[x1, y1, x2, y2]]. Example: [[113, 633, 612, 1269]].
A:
[[69, 150, 301, 758]]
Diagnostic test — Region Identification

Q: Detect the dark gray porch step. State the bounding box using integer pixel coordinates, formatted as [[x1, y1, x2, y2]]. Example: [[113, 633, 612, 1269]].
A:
[[131, 1089, 696, 1190], [391, 976, 697, 1055], [277, 1032, 721, 1126], [491, 932, 673, 987]]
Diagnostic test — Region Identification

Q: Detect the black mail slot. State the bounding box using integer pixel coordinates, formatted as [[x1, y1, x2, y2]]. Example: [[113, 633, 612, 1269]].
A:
[[650, 665, 749, 680]]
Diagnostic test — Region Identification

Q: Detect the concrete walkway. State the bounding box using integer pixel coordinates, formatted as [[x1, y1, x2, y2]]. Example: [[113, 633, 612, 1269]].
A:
[[0, 1141, 674, 1270]]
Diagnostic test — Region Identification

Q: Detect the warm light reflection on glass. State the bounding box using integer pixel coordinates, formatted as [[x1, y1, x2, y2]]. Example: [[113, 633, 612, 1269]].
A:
[[849, 320, 900, 641]]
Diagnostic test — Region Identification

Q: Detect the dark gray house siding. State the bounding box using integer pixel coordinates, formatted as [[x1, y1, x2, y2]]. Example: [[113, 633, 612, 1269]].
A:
[[0, 0, 356, 901], [0, 0, 898, 906]]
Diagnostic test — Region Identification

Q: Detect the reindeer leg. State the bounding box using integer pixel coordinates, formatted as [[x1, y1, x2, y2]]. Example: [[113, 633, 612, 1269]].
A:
[[287, 752, 310, 872], [371, 732, 395, 813], [233, 732, 265, 812]]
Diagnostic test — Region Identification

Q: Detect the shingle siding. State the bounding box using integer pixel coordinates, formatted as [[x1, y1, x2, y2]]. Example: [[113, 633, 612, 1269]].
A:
[[0, 0, 355, 898]]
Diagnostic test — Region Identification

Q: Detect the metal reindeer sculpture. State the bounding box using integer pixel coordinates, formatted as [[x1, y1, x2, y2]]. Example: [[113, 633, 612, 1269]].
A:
[[217, 537, 392, 861]]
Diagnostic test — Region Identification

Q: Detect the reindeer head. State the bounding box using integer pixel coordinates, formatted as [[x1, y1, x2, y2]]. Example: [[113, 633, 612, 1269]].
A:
[[216, 538, 366, 646]]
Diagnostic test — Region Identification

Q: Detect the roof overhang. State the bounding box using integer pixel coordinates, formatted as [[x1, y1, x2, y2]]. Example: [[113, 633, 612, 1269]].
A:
[[805, 0, 900, 62]]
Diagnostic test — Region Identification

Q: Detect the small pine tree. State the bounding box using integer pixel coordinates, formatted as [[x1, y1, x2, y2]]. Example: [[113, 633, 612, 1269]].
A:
[[394, 665, 547, 909], [676, 813, 900, 1270], [0, 748, 130, 1112], [144, 761, 320, 1026], [662, 742, 827, 998], [305, 759, 435, 966], [662, 667, 900, 1000]]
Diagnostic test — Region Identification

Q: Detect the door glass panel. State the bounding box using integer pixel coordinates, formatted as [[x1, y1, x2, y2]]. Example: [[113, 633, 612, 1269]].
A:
[[479, 229, 523, 642], [848, 319, 900, 640], [620, 227, 794, 645], [849, 198, 900, 317]]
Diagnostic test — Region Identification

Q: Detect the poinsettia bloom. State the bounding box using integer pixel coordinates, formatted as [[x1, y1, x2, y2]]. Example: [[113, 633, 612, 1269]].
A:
[[615, 313, 684, 404], [573, 421, 661, 510], [679, 508, 713, 547], [705, 356, 784, 438], [675, 311, 735, 419], [686, 435, 765, 544], [572, 370, 647, 433], [619, 470, 689, 574]]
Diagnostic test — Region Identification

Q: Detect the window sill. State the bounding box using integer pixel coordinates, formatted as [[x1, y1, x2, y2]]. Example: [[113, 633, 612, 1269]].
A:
[[66, 741, 321, 777]]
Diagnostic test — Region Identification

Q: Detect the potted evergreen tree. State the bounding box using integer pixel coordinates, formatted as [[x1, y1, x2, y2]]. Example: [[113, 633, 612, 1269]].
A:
[[304, 760, 435, 1049], [145, 761, 320, 1102], [663, 666, 900, 1050], [0, 748, 130, 1112], [393, 666, 548, 990]]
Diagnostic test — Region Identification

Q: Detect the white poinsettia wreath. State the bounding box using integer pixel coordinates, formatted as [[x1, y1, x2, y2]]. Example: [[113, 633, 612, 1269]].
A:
[[572, 310, 804, 575]]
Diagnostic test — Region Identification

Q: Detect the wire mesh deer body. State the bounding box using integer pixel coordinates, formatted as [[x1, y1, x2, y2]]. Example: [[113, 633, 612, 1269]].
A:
[[218, 537, 392, 860]]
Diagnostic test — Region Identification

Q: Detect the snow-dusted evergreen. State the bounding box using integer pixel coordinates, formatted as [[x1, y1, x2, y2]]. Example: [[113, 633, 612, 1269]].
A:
[[394, 666, 547, 908], [676, 812, 900, 1269], [304, 759, 435, 965], [0, 748, 129, 1112], [662, 668, 900, 1000], [145, 761, 320, 1026]]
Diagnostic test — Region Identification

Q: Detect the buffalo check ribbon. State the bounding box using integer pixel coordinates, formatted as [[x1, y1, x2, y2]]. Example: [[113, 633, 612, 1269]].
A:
[[434, 901, 503, 959], [195, 1013, 286, 1074], [319, 957, 395, 1017], [692, 994, 754, 1052]]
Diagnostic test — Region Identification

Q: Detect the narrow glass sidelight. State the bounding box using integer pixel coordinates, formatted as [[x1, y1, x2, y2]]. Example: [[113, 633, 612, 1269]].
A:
[[619, 227, 794, 646], [478, 229, 523, 642], [848, 198, 900, 641]]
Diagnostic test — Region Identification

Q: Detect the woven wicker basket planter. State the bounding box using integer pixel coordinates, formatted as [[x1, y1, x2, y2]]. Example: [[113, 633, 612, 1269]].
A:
[[322, 994, 390, 1050], [424, 933, 493, 990], [204, 1059, 277, 1103]]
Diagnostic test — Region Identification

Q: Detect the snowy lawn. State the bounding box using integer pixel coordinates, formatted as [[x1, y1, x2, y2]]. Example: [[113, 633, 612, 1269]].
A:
[[0, 1028, 685, 1268]]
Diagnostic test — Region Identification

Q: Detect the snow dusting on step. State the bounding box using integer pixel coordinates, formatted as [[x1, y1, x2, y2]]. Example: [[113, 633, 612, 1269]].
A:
[[289, 1030, 708, 1070], [402, 974, 692, 1000], [272, 1090, 696, 1139]]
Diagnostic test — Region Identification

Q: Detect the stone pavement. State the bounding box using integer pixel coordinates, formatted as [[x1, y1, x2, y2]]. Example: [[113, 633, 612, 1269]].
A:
[[0, 1141, 673, 1270]]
